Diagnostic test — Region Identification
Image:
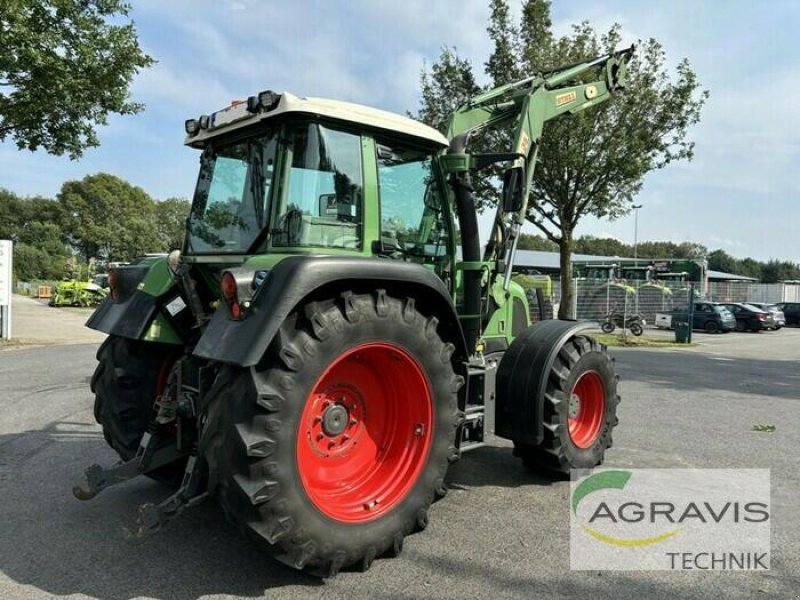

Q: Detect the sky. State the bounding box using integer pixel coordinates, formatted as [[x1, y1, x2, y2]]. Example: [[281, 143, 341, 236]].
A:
[[1, 0, 799, 262]]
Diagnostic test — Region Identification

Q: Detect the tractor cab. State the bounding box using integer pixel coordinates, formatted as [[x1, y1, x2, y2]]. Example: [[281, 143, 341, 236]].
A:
[[182, 92, 457, 285]]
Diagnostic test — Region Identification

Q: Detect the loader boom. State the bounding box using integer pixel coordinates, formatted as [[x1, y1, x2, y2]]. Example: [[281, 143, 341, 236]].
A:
[[442, 46, 634, 292]]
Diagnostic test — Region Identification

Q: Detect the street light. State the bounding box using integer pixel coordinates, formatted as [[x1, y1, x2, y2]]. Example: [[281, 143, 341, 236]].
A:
[[632, 204, 643, 264]]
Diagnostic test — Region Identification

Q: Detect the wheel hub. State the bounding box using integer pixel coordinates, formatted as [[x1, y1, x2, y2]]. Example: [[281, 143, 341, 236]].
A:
[[568, 393, 580, 418], [321, 403, 349, 436], [567, 370, 606, 449], [305, 389, 363, 458]]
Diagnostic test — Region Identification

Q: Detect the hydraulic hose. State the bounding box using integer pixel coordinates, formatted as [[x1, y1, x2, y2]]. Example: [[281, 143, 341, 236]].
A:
[[448, 135, 481, 354]]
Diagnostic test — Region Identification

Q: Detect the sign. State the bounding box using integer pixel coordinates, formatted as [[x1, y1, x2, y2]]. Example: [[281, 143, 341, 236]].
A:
[[0, 239, 12, 339], [570, 469, 770, 571], [0, 240, 11, 306]]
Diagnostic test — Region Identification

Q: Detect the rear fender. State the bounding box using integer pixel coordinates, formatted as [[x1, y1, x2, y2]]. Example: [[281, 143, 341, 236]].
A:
[[86, 259, 188, 344], [494, 320, 595, 445], [192, 255, 467, 368]]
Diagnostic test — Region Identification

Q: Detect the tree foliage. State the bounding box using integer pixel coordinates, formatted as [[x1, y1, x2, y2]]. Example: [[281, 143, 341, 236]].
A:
[[2, 182, 190, 281], [0, 0, 153, 158], [155, 197, 190, 252], [0, 189, 69, 279], [416, 0, 708, 317], [58, 173, 161, 263]]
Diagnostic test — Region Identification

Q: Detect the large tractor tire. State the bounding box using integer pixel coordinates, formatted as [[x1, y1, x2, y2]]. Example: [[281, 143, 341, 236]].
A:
[[513, 335, 619, 474], [202, 290, 463, 576], [91, 336, 185, 478]]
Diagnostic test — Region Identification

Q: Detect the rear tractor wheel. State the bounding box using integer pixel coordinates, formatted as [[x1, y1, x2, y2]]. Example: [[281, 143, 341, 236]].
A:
[[513, 335, 619, 474], [203, 290, 463, 576]]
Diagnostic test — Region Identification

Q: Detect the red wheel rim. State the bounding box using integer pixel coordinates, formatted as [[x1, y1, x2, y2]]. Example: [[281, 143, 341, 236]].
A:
[[567, 370, 606, 449], [297, 342, 433, 523]]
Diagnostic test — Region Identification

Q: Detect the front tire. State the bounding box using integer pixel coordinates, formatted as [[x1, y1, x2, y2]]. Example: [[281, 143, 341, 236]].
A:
[[600, 321, 615, 334], [514, 336, 619, 474], [203, 290, 463, 576], [629, 323, 643, 336], [91, 336, 186, 480], [92, 337, 173, 458]]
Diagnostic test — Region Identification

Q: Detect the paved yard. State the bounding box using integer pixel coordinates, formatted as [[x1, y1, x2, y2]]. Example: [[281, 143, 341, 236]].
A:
[[1, 301, 798, 599]]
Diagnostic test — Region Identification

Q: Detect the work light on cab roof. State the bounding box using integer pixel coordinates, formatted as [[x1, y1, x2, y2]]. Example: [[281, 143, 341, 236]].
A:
[[184, 89, 282, 136]]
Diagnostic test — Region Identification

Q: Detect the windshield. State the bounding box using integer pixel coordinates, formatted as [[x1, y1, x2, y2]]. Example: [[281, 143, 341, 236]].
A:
[[186, 130, 277, 254]]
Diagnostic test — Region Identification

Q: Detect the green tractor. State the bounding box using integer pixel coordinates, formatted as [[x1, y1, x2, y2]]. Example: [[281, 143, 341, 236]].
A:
[[76, 47, 633, 575]]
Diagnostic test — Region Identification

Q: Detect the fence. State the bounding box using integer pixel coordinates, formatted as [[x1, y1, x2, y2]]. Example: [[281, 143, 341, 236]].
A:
[[549, 279, 800, 323]]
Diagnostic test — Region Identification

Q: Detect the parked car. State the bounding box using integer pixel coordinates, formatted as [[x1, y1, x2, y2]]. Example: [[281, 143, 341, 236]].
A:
[[775, 302, 800, 326], [659, 302, 736, 333], [747, 302, 785, 329], [719, 303, 770, 332]]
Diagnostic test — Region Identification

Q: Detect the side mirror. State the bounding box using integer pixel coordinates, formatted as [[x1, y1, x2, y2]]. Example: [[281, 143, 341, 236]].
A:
[[502, 167, 525, 213]]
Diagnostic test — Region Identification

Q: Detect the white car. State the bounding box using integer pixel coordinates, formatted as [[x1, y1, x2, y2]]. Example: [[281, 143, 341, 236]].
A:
[[747, 302, 786, 329]]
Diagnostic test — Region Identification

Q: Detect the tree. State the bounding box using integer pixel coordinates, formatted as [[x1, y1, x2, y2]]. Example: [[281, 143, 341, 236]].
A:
[[573, 235, 629, 257], [517, 233, 558, 251], [0, 189, 23, 239], [0, 1, 153, 158], [761, 259, 800, 284], [0, 189, 70, 280], [155, 197, 191, 252], [707, 249, 738, 274], [58, 173, 159, 263], [417, 0, 708, 318]]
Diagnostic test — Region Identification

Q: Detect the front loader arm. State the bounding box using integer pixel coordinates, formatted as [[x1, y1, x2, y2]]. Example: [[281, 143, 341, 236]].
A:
[[443, 46, 634, 287]]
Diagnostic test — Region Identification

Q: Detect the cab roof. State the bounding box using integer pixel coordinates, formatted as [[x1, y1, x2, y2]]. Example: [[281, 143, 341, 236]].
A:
[[184, 92, 449, 148]]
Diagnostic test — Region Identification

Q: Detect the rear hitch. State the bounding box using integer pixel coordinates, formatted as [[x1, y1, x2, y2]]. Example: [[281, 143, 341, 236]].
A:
[[138, 455, 208, 531], [72, 432, 188, 501]]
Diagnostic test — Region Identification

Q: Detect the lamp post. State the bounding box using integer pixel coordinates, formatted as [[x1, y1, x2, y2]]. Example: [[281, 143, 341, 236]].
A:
[[632, 204, 643, 265]]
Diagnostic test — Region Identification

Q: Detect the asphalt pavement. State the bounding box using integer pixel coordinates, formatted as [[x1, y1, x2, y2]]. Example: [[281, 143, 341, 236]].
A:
[[1, 306, 799, 599]]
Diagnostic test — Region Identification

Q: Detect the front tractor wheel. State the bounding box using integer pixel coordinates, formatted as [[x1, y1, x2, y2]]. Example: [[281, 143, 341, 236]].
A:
[[204, 291, 463, 576], [91, 336, 186, 481], [514, 335, 619, 474]]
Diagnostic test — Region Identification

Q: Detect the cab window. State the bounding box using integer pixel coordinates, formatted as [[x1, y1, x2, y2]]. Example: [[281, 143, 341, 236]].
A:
[[272, 123, 363, 249], [376, 142, 450, 260]]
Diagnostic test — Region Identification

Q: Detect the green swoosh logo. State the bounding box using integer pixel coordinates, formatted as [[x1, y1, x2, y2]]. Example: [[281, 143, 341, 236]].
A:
[[572, 470, 632, 515], [572, 470, 680, 546]]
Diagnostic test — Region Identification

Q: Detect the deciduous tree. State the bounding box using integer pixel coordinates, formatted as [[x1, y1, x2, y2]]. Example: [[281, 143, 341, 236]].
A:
[[0, 1, 153, 158], [417, 0, 708, 317], [58, 173, 159, 262]]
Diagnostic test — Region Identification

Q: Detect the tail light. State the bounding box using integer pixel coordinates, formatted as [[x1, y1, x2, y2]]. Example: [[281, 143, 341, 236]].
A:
[[221, 271, 243, 319], [107, 268, 119, 301], [757, 313, 766, 321]]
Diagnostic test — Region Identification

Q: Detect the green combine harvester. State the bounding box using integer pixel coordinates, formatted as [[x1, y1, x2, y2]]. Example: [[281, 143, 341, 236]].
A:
[[49, 272, 108, 307]]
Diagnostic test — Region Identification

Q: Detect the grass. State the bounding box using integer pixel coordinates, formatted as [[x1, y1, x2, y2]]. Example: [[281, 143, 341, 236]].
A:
[[592, 333, 696, 348]]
